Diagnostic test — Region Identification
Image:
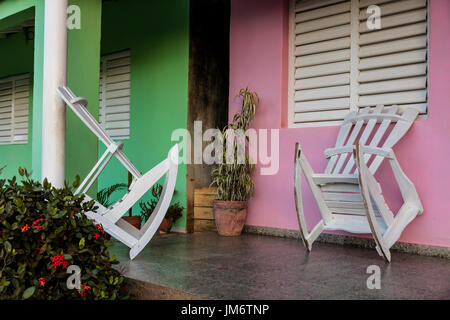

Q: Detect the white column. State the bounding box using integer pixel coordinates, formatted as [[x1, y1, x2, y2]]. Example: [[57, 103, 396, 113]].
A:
[[41, 0, 68, 188]]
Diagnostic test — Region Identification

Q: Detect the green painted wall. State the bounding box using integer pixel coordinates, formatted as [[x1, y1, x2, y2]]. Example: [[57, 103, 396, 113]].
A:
[[99, 0, 189, 229], [0, 27, 34, 178], [0, 0, 34, 21], [65, 0, 102, 192]]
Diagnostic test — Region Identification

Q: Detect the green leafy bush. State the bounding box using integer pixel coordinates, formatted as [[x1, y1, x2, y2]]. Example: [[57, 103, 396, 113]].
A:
[[0, 168, 128, 300]]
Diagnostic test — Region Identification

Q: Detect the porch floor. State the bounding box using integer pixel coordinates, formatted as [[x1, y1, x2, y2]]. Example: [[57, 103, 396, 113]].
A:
[[111, 232, 450, 300]]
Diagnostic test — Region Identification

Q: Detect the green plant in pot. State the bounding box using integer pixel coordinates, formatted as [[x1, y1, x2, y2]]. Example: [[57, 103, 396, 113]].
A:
[[139, 184, 184, 233], [97, 173, 141, 230], [210, 87, 258, 236]]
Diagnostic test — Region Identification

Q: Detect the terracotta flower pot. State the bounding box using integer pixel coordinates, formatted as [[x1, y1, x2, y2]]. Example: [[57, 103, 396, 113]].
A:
[[158, 217, 173, 233], [122, 216, 142, 230], [213, 200, 247, 236]]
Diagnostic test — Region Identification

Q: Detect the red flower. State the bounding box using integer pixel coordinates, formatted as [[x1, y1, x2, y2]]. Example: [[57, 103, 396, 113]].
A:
[[32, 218, 44, 231], [21, 224, 30, 233], [38, 277, 47, 287], [93, 233, 100, 240], [77, 283, 91, 296], [97, 224, 105, 234], [51, 254, 69, 269]]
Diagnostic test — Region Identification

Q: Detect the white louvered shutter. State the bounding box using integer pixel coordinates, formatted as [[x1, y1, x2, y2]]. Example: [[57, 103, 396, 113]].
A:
[[357, 0, 428, 112], [290, 0, 429, 127], [292, 0, 352, 126], [99, 50, 131, 140], [0, 74, 30, 144]]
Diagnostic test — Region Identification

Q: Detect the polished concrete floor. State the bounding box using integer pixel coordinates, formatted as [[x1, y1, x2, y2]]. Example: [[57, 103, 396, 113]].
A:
[[111, 232, 450, 300]]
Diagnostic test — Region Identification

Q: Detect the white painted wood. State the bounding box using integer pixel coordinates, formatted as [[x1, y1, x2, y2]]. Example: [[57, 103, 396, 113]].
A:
[[296, 1, 350, 21], [99, 50, 131, 140], [295, 98, 349, 113], [294, 49, 350, 67], [289, 0, 429, 127], [324, 214, 387, 234], [41, 0, 68, 188], [58, 86, 179, 260], [359, 22, 427, 45], [359, 36, 427, 58], [333, 107, 370, 174], [295, 37, 350, 56], [295, 0, 344, 12], [342, 105, 384, 174], [359, 64, 427, 83], [359, 50, 426, 71], [355, 144, 391, 261], [295, 61, 350, 79], [294, 105, 421, 261], [295, 25, 350, 46], [296, 12, 350, 34], [359, 9, 427, 33], [359, 0, 426, 20], [358, 77, 427, 95], [0, 74, 30, 145], [357, 90, 427, 107], [349, 0, 359, 113], [359, 0, 394, 7], [322, 192, 362, 202], [294, 109, 349, 123], [313, 174, 358, 185], [295, 74, 350, 90], [295, 85, 349, 101], [295, 143, 333, 224]]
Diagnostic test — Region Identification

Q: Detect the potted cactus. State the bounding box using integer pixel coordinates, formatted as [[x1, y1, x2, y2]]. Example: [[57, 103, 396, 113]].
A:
[[210, 88, 258, 236]]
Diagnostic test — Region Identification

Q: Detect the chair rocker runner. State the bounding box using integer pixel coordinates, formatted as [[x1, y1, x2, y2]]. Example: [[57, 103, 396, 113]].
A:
[[57, 86, 179, 260], [294, 105, 423, 261]]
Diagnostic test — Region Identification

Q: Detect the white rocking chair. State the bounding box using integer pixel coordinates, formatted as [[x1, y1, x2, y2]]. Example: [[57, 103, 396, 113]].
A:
[[294, 105, 423, 261], [58, 86, 179, 259]]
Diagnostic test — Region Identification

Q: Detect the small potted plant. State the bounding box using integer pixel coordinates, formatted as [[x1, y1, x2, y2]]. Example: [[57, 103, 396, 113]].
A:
[[139, 184, 184, 233], [210, 87, 258, 236]]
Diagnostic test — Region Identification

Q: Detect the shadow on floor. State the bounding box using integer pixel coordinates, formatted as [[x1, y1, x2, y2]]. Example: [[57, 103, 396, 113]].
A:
[[111, 232, 450, 300]]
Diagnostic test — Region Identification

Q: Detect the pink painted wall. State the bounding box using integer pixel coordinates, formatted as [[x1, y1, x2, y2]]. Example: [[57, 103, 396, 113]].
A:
[[229, 0, 450, 247]]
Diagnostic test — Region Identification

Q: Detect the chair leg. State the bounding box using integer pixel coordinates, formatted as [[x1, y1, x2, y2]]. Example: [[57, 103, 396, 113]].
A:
[[355, 144, 392, 262], [294, 143, 326, 251], [129, 144, 179, 259]]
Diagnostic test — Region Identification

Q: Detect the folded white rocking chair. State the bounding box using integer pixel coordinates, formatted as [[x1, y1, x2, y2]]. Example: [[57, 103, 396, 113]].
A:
[[294, 105, 423, 261], [58, 86, 179, 259]]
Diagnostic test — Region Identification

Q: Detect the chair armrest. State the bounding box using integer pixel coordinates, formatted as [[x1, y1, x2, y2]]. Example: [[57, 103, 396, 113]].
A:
[[325, 145, 394, 159], [387, 149, 423, 213]]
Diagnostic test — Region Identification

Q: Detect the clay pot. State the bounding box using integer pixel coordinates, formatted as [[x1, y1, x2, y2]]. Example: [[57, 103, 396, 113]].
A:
[[122, 216, 142, 230], [213, 200, 247, 236], [158, 217, 173, 233]]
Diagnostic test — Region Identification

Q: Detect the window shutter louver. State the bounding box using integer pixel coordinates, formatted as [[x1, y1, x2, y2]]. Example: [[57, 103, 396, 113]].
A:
[[290, 0, 429, 127], [99, 50, 131, 140], [0, 74, 30, 144], [357, 0, 429, 113], [292, 0, 353, 126]]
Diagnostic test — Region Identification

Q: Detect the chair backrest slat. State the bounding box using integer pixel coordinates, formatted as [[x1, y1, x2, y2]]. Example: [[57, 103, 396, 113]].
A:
[[324, 105, 418, 175], [368, 107, 418, 173], [325, 112, 355, 173], [331, 108, 370, 174], [342, 105, 383, 174]]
